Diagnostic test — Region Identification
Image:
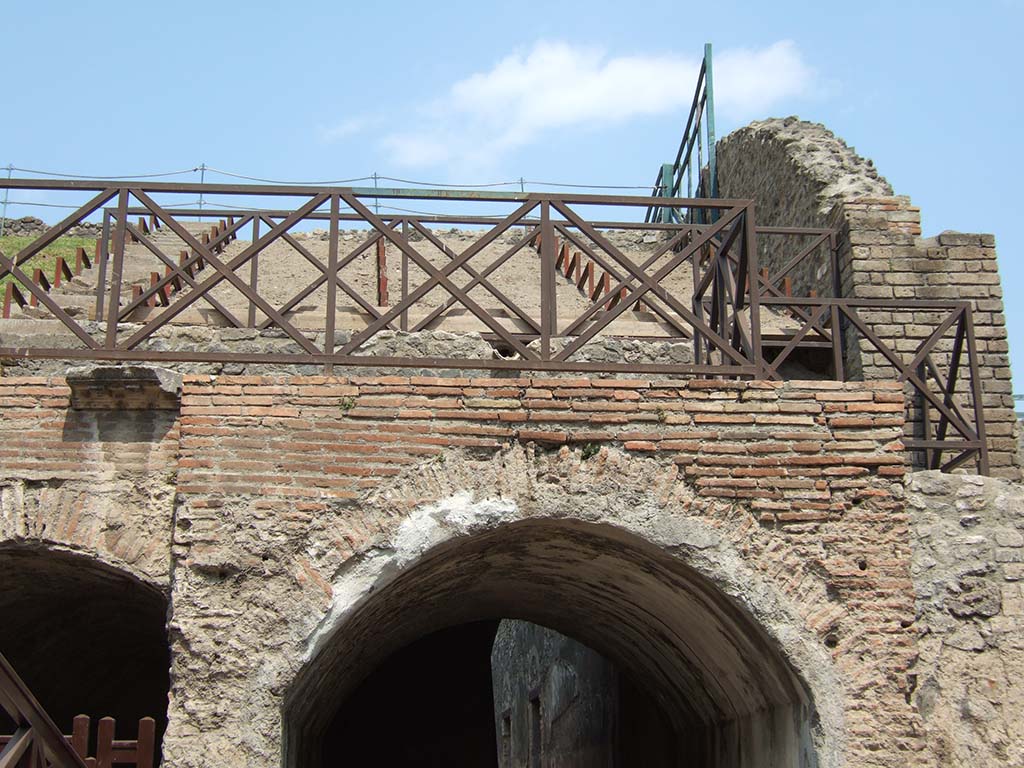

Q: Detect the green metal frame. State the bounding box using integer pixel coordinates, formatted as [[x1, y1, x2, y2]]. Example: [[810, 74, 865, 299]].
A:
[[648, 43, 717, 224]]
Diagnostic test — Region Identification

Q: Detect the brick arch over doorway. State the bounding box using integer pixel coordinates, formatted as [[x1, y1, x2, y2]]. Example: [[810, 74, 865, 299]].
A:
[[160, 381, 924, 768], [281, 458, 846, 768]]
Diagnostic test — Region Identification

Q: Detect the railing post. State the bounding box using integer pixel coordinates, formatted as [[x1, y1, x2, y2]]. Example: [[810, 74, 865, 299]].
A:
[[71, 715, 89, 758], [659, 163, 674, 224], [324, 194, 340, 375], [104, 191, 129, 349], [247, 217, 260, 328], [540, 200, 555, 360], [401, 219, 409, 332], [376, 238, 388, 306], [703, 42, 718, 201], [964, 306, 990, 474], [136, 717, 156, 768], [745, 203, 763, 377], [95, 717, 114, 768], [94, 209, 112, 319], [831, 304, 844, 381]]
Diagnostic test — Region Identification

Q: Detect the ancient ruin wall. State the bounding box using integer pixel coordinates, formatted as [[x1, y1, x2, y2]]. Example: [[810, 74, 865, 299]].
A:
[[907, 472, 1024, 767], [0, 373, 180, 588], [718, 118, 1018, 478], [718, 117, 893, 297], [153, 374, 918, 768]]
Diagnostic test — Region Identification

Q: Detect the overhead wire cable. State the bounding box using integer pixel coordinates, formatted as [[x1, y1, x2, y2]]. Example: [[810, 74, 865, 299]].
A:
[[11, 166, 199, 180]]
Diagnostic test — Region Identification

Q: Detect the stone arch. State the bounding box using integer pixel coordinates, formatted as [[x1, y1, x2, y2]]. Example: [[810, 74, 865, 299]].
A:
[[282, 446, 845, 768], [0, 476, 173, 591], [0, 541, 171, 754]]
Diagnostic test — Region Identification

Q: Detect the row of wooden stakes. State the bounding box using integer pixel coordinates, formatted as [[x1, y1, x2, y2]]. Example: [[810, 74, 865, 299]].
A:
[[127, 218, 237, 310], [1, 216, 239, 320]]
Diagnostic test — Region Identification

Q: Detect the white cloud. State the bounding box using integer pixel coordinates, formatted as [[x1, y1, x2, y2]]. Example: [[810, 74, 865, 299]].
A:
[[376, 40, 816, 172], [714, 41, 815, 116], [317, 116, 371, 144]]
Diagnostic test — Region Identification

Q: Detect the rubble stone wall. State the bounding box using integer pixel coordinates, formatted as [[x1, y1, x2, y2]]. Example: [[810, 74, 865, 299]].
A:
[[0, 216, 104, 238], [718, 117, 892, 297], [907, 471, 1024, 768]]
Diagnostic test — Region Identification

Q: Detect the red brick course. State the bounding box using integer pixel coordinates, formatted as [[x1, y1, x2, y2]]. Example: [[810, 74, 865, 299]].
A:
[[171, 375, 906, 524]]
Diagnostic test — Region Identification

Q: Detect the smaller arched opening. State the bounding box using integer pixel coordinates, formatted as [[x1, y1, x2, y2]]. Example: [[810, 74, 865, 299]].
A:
[[285, 517, 835, 768], [0, 545, 171, 759]]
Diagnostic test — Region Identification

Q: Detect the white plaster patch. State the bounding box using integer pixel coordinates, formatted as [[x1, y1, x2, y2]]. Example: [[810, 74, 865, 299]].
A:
[[305, 492, 519, 662], [391, 491, 518, 568]]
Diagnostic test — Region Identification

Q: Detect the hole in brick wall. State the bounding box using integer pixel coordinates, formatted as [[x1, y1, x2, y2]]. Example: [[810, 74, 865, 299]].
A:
[[825, 634, 839, 649], [285, 519, 822, 768], [857, 558, 868, 571]]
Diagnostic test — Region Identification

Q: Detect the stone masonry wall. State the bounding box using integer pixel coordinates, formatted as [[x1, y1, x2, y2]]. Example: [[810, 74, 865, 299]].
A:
[[160, 374, 922, 767], [907, 471, 1024, 767], [831, 198, 1016, 477], [717, 118, 1018, 479]]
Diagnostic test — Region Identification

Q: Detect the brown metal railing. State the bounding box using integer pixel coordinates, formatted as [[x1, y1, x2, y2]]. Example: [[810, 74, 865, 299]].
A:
[[0, 178, 992, 473], [762, 297, 988, 474], [0, 180, 766, 377]]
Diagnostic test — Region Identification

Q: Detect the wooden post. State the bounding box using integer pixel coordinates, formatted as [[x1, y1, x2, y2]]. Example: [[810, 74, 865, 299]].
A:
[[376, 238, 388, 306], [71, 715, 90, 758], [136, 717, 156, 768], [95, 717, 115, 768], [30, 268, 50, 307], [76, 246, 92, 274]]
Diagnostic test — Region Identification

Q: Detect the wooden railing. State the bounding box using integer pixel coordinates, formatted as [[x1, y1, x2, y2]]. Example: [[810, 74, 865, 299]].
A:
[[0, 178, 993, 473], [0, 651, 87, 768], [0, 653, 155, 768]]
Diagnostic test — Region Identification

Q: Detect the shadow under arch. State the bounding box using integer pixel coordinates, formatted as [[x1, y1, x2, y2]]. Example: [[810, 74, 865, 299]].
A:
[[0, 543, 170, 757], [284, 511, 840, 768]]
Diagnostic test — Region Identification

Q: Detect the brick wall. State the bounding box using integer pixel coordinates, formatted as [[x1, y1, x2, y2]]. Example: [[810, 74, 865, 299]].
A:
[[717, 118, 1018, 479], [163, 374, 924, 767], [0, 374, 928, 766], [0, 375, 179, 587], [832, 198, 1017, 477], [175, 375, 908, 520]]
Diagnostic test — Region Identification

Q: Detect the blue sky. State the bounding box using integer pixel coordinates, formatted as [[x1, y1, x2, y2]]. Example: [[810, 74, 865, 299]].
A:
[[2, 1, 1022, 385]]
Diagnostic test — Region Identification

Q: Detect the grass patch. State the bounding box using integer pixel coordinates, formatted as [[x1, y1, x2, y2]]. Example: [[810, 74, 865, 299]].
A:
[[0, 235, 99, 289]]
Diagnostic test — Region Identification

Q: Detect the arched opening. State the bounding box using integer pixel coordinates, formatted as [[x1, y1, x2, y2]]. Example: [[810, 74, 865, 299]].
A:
[[285, 519, 828, 767], [0, 545, 170, 759]]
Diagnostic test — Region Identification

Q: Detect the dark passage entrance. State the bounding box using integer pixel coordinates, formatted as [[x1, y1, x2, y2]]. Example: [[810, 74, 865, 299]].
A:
[[319, 618, 678, 767], [0, 546, 170, 758], [321, 621, 501, 766], [288, 520, 822, 768]]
